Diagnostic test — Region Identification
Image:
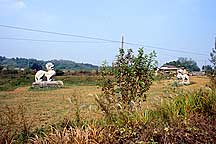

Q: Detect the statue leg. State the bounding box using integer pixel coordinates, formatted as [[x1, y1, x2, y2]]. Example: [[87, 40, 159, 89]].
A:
[[35, 70, 45, 82], [47, 75, 51, 82]]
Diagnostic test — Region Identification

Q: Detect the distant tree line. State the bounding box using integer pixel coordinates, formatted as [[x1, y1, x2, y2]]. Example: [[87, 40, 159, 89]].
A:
[[164, 57, 200, 72], [0, 56, 98, 71]]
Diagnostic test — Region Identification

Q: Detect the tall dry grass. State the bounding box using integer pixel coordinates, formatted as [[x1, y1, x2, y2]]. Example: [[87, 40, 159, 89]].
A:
[[31, 88, 216, 143]]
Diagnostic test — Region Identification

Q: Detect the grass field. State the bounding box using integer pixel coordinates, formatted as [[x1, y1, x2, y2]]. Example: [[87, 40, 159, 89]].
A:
[[0, 76, 210, 129]]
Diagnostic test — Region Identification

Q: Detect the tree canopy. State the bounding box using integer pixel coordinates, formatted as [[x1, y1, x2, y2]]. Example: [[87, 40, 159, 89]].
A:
[[208, 38, 216, 88], [202, 65, 212, 73], [164, 57, 200, 72], [0, 56, 98, 70], [210, 38, 216, 70]]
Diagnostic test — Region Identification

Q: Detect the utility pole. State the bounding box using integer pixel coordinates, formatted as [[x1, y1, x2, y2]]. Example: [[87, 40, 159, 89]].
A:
[[121, 34, 124, 49], [215, 37, 216, 50]]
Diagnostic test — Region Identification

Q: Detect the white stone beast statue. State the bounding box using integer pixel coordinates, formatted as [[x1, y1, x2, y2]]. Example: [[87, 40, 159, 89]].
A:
[[176, 69, 190, 84], [35, 62, 56, 82]]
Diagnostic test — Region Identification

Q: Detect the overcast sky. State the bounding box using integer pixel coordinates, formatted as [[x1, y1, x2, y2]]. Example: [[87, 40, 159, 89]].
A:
[[0, 0, 215, 67]]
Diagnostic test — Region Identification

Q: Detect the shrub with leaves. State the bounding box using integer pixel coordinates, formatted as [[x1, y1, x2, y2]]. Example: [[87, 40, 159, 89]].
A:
[[209, 38, 216, 88], [96, 47, 157, 121]]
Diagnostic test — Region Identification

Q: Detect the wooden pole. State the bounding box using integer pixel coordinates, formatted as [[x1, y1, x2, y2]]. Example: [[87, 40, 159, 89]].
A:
[[121, 34, 124, 49]]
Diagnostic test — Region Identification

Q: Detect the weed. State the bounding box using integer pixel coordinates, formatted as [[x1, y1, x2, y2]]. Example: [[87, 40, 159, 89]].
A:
[[0, 105, 34, 143]]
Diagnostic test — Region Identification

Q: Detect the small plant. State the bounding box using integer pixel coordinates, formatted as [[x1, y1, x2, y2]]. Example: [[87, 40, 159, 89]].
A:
[[0, 105, 34, 143]]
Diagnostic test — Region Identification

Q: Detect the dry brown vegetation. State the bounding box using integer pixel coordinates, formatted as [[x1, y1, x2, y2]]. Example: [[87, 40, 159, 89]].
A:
[[0, 76, 209, 128], [0, 76, 214, 143], [0, 86, 100, 128]]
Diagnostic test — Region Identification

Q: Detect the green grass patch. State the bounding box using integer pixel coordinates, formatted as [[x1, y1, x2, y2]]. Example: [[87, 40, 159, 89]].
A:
[[56, 75, 99, 86], [28, 86, 60, 91], [0, 75, 99, 91], [0, 74, 34, 91], [171, 80, 196, 87]]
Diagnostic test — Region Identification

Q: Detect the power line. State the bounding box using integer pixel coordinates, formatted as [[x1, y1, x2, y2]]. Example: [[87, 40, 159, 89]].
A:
[[0, 24, 209, 57], [0, 24, 120, 43], [125, 42, 208, 57], [0, 37, 116, 43], [0, 36, 209, 57]]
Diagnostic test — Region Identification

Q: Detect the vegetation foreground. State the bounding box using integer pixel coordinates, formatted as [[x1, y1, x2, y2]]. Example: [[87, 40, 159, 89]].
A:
[[0, 76, 215, 143]]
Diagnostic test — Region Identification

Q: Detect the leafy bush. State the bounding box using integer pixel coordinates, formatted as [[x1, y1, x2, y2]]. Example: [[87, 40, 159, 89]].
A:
[[209, 38, 216, 88], [96, 47, 157, 121]]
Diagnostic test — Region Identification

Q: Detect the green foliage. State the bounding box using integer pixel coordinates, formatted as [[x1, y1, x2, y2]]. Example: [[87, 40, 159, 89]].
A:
[[0, 74, 34, 91], [208, 38, 216, 88], [210, 38, 216, 69], [0, 74, 99, 91], [159, 88, 216, 123], [0, 56, 98, 70], [57, 75, 98, 86], [164, 57, 200, 71], [31, 63, 42, 71], [55, 69, 64, 76], [202, 65, 213, 74], [96, 47, 157, 121]]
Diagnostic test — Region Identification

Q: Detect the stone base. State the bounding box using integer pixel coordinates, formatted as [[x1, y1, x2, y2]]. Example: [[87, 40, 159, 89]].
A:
[[32, 81, 64, 88], [179, 81, 190, 85]]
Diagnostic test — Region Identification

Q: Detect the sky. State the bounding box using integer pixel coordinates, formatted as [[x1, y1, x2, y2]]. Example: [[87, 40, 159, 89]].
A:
[[0, 0, 216, 67]]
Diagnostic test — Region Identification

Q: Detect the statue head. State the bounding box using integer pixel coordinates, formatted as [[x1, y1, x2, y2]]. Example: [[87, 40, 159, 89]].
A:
[[46, 62, 54, 71], [177, 68, 183, 74]]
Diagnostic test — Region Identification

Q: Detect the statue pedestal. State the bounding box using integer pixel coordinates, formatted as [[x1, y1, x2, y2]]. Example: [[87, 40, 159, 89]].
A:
[[32, 81, 64, 88]]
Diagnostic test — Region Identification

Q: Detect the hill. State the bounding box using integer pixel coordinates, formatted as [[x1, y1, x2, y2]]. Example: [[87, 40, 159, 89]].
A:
[[0, 56, 98, 70]]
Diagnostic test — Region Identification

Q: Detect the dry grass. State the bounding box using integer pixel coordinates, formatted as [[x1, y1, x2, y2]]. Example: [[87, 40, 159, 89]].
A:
[[0, 86, 101, 128], [0, 76, 209, 128], [144, 76, 210, 109]]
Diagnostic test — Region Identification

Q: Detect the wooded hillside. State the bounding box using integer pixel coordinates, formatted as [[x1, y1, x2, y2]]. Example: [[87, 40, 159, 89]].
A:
[[0, 56, 98, 70]]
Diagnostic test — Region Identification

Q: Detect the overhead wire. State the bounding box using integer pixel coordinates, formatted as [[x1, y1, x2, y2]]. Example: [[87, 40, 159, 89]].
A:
[[125, 42, 208, 56], [0, 24, 209, 57], [0, 37, 116, 43], [0, 24, 120, 43]]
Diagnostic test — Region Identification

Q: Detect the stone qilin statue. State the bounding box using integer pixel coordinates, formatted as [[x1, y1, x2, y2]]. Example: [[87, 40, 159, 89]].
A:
[[176, 69, 190, 84], [32, 62, 63, 88], [35, 62, 56, 82]]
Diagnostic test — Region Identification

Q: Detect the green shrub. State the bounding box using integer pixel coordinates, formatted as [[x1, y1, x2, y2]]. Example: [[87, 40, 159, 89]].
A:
[[96, 47, 157, 122], [159, 88, 216, 123]]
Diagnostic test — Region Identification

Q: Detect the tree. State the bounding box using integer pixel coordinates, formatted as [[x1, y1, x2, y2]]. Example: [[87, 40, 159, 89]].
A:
[[210, 37, 216, 70], [208, 38, 216, 88], [96, 47, 157, 120], [0, 65, 4, 71], [164, 57, 200, 71], [202, 65, 212, 73], [55, 69, 64, 76], [31, 63, 42, 71]]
